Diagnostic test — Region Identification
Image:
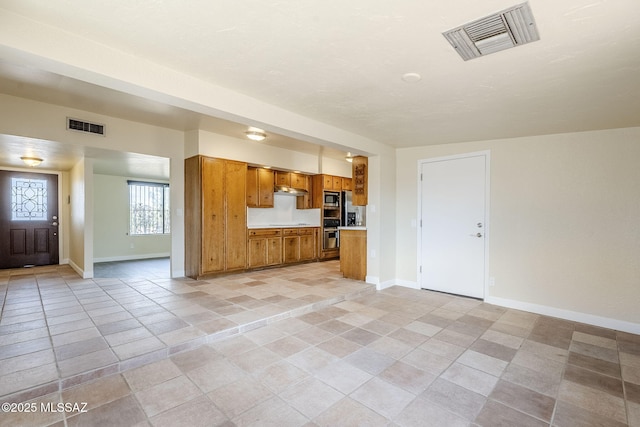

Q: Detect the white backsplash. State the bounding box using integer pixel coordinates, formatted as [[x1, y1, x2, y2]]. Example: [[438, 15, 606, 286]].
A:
[[247, 194, 321, 226]]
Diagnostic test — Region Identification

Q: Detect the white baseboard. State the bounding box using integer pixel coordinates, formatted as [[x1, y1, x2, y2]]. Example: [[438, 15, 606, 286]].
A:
[[67, 259, 87, 279], [393, 279, 420, 290], [93, 253, 170, 263], [486, 296, 640, 335], [374, 279, 640, 335]]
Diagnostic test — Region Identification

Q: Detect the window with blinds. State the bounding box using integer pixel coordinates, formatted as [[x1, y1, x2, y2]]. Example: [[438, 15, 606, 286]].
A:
[[128, 180, 170, 235]]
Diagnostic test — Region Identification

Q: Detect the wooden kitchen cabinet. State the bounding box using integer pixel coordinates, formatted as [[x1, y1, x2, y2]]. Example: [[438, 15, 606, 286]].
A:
[[322, 174, 342, 190], [283, 235, 299, 264], [342, 178, 352, 191], [332, 176, 342, 190], [316, 174, 350, 191], [247, 167, 274, 208], [299, 228, 316, 261], [275, 171, 290, 186], [247, 228, 282, 268], [340, 228, 367, 280], [247, 227, 317, 269], [312, 174, 350, 208], [291, 173, 305, 188], [185, 155, 247, 278], [276, 171, 306, 189], [352, 156, 368, 206], [296, 175, 314, 209], [283, 227, 317, 264]]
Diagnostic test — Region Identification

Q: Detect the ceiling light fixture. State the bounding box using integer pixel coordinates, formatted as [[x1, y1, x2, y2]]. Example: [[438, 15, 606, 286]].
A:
[[345, 152, 354, 163], [21, 156, 43, 167], [245, 129, 267, 141], [402, 72, 422, 83]]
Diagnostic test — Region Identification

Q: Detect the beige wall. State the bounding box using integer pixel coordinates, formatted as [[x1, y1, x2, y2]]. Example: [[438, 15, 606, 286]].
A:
[[69, 158, 88, 276], [93, 174, 171, 261], [396, 127, 640, 331], [0, 94, 185, 277]]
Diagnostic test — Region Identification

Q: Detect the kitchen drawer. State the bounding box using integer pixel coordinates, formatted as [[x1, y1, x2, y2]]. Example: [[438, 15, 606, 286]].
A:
[[298, 228, 315, 235], [282, 228, 299, 236], [248, 228, 282, 237]]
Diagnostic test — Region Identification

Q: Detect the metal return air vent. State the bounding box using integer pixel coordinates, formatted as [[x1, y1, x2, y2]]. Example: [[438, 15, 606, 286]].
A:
[[443, 2, 539, 61], [67, 118, 105, 136]]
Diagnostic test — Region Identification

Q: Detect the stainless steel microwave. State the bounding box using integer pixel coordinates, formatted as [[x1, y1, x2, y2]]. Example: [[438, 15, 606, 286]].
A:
[[324, 192, 339, 205]]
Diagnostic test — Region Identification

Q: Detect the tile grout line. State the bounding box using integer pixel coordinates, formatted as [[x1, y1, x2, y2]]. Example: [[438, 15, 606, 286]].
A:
[[1, 279, 376, 404]]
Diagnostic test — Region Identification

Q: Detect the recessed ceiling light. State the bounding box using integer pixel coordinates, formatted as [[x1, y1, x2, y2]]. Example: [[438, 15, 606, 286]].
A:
[[402, 73, 422, 83]]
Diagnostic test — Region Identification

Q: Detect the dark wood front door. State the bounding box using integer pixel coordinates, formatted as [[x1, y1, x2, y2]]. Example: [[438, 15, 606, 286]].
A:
[[0, 170, 59, 269]]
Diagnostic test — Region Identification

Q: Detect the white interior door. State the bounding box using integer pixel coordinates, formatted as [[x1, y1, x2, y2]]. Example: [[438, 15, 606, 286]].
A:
[[420, 153, 488, 298]]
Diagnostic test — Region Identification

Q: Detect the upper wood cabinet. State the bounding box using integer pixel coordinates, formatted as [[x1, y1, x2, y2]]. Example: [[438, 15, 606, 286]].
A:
[[291, 173, 305, 189], [352, 156, 368, 206], [247, 167, 274, 208], [317, 174, 348, 191], [275, 171, 290, 186], [296, 174, 314, 210], [311, 174, 351, 208], [185, 155, 247, 278], [276, 171, 306, 189], [322, 175, 334, 190], [332, 176, 342, 190], [341, 178, 352, 191]]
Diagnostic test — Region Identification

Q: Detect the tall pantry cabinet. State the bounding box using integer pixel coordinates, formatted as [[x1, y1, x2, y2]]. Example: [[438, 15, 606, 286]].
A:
[[185, 155, 247, 278]]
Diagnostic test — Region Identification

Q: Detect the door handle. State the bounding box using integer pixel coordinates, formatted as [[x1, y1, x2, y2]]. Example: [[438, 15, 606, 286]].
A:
[[469, 233, 482, 238], [52, 222, 58, 226]]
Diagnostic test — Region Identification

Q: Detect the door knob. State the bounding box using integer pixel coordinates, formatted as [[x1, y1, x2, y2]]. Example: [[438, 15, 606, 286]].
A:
[[52, 222, 58, 226], [477, 223, 483, 228], [470, 233, 482, 238]]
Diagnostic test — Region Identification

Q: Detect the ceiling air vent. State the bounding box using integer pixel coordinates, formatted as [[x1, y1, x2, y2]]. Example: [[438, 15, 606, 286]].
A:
[[443, 2, 539, 61], [67, 118, 105, 136]]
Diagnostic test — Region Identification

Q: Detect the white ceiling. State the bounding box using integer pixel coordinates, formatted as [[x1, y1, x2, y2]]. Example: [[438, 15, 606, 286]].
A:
[[0, 0, 639, 175]]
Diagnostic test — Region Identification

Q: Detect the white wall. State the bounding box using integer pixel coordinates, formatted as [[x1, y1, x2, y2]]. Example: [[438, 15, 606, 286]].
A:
[[396, 127, 640, 332], [247, 194, 321, 227], [93, 174, 171, 261], [191, 129, 351, 177]]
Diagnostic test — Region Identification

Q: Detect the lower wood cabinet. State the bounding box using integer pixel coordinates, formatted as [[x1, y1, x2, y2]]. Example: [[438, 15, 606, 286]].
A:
[[248, 229, 282, 268], [248, 227, 318, 268], [284, 228, 317, 263], [339, 228, 367, 281]]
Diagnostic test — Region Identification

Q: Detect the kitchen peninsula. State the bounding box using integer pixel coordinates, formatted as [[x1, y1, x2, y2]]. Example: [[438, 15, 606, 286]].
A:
[[338, 226, 367, 281]]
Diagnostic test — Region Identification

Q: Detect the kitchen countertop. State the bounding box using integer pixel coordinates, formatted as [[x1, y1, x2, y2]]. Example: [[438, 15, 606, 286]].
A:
[[247, 224, 320, 229], [338, 226, 367, 231]]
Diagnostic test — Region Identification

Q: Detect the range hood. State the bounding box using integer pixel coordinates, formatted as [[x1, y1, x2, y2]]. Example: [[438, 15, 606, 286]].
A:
[[274, 185, 308, 196]]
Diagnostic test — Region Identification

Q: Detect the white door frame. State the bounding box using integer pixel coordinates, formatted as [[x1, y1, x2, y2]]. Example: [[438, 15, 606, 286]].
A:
[[0, 166, 64, 267], [417, 150, 491, 299]]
